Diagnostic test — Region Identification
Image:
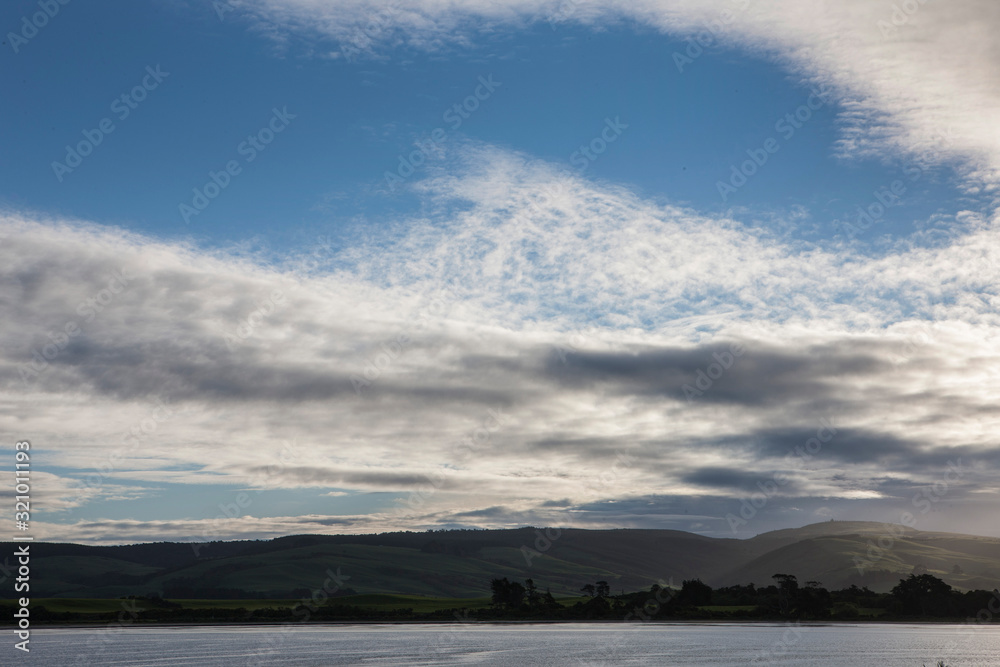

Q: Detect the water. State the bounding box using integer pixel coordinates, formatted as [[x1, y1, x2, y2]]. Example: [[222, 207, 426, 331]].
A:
[[15, 623, 1000, 666]]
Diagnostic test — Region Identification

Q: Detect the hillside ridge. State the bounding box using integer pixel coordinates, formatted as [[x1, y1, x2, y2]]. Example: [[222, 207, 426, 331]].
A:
[[17, 521, 1000, 599]]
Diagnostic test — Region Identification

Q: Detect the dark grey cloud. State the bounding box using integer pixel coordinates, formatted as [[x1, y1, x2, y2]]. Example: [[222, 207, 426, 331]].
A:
[[541, 342, 894, 407], [680, 466, 807, 494], [3, 335, 516, 407], [728, 428, 915, 466], [453, 506, 510, 519], [241, 465, 475, 490], [727, 428, 995, 472]]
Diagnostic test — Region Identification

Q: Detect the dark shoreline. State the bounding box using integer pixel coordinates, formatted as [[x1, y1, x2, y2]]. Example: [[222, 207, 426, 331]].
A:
[[26, 618, 1000, 629]]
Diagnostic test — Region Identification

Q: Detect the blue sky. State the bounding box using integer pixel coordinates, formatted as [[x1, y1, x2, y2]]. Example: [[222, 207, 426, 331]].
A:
[[3, 0, 1000, 544], [3, 0, 978, 251]]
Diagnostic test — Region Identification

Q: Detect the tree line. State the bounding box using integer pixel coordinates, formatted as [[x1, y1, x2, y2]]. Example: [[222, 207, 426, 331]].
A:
[[485, 572, 1000, 621], [4, 572, 996, 624]]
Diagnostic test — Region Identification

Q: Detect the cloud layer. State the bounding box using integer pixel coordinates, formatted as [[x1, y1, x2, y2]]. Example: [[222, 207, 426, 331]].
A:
[[3, 139, 999, 543], [4, 0, 1000, 543]]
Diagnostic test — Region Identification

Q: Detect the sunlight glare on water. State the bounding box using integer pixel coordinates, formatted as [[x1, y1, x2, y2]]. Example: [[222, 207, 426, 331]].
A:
[[24, 623, 1000, 666]]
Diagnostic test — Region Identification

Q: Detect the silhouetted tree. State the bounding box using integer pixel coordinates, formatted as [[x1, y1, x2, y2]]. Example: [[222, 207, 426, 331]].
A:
[[575, 594, 611, 618], [798, 580, 831, 619], [490, 577, 526, 610], [678, 579, 713, 606], [772, 574, 799, 616], [595, 581, 611, 598], [580, 584, 596, 598], [507, 580, 526, 608], [525, 578, 541, 609], [890, 574, 953, 617], [490, 578, 506, 608]]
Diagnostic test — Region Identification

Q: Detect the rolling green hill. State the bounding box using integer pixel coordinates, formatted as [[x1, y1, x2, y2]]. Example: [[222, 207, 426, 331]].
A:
[[12, 521, 1000, 599], [717, 531, 1000, 592]]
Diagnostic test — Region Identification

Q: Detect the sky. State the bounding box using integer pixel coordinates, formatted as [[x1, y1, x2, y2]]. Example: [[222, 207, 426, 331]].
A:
[[2, 0, 1000, 545]]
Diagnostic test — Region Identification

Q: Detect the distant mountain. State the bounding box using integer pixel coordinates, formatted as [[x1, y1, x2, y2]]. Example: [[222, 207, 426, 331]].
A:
[[16, 521, 1000, 599]]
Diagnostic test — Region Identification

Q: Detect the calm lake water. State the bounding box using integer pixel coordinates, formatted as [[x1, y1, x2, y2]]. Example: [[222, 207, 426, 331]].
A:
[[17, 623, 1000, 666]]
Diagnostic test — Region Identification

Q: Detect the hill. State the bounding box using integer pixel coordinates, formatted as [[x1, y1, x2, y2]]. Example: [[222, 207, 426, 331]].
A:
[[11, 521, 1000, 599]]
